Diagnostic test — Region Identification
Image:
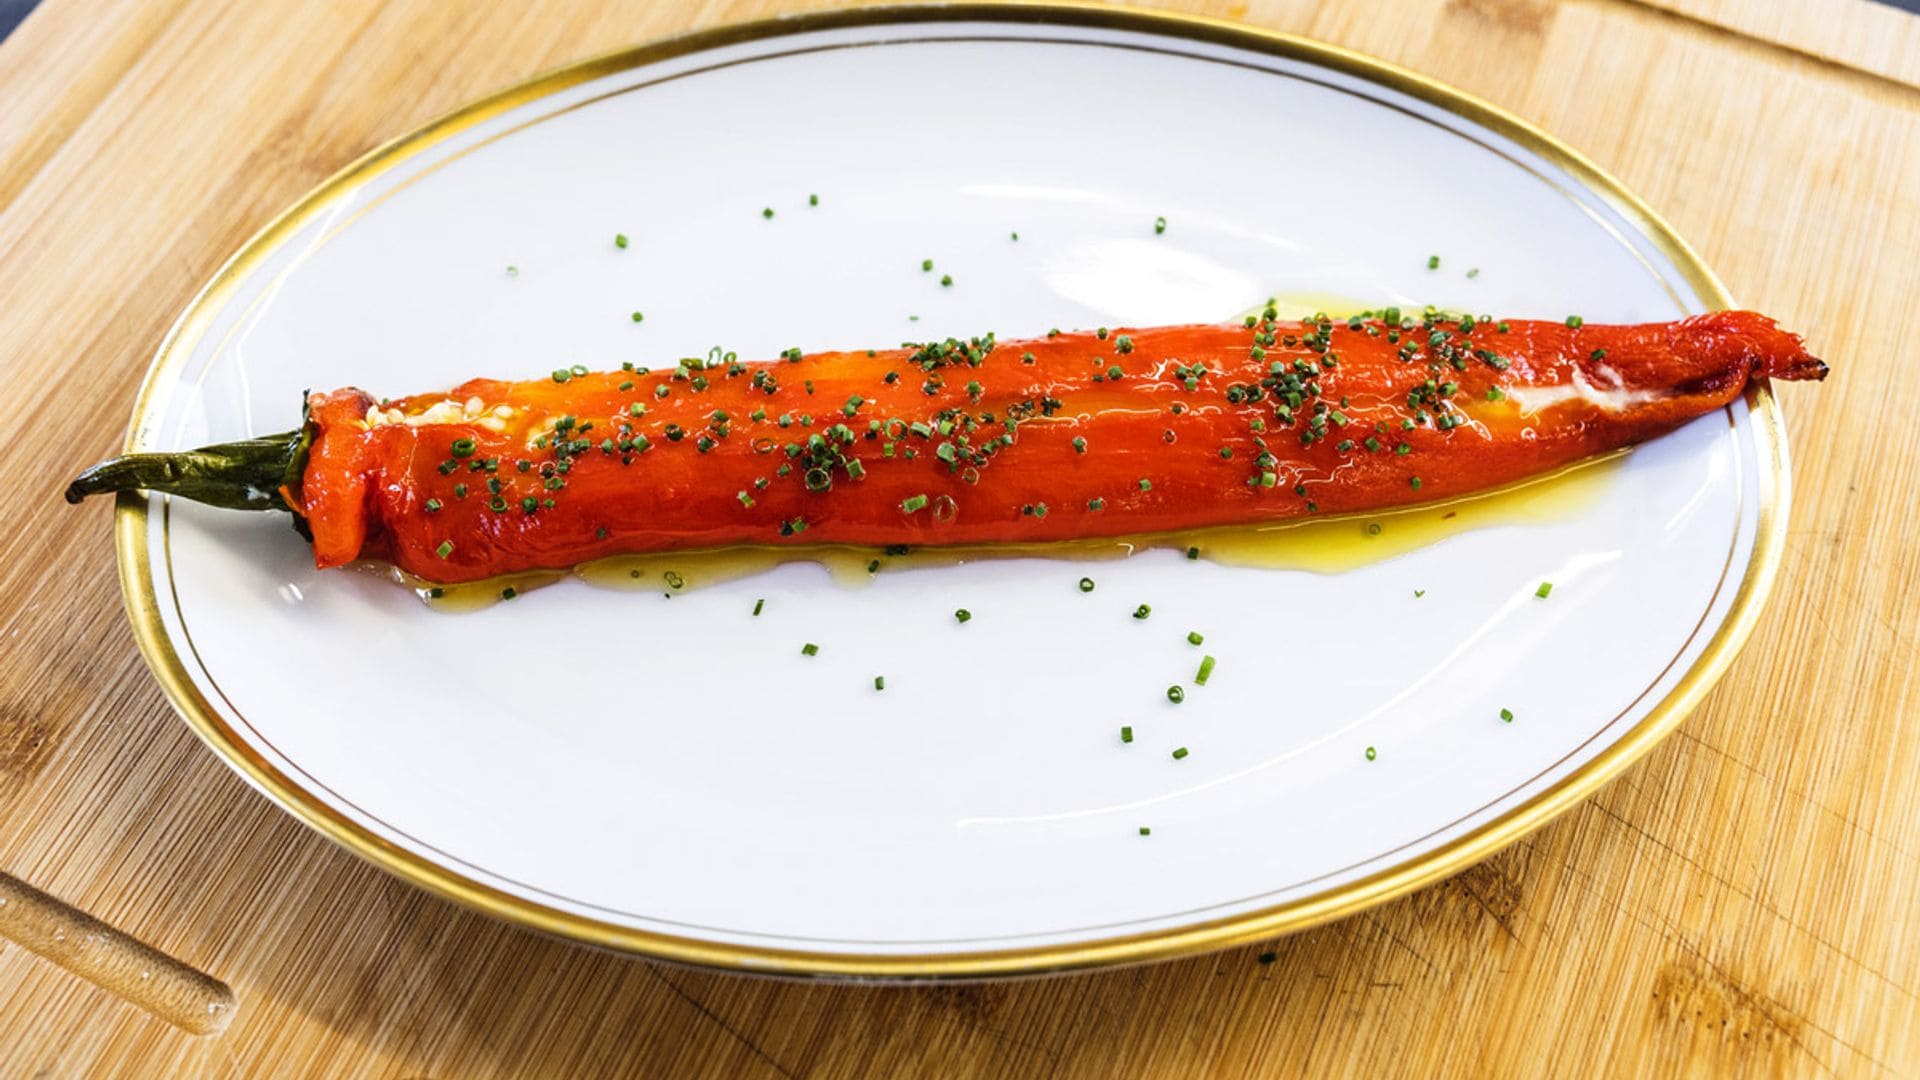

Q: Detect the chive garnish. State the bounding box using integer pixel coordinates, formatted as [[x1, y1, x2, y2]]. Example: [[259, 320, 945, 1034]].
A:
[[801, 643, 819, 656], [1500, 708, 1514, 722], [1121, 725, 1133, 743], [1078, 576, 1095, 593], [1171, 745, 1188, 759], [1535, 582, 1554, 599], [614, 233, 629, 249], [1365, 746, 1377, 761], [1139, 827, 1152, 836], [1195, 656, 1216, 685], [874, 676, 885, 691], [1167, 686, 1184, 704], [1154, 216, 1167, 235], [1133, 604, 1151, 620], [752, 598, 765, 616], [435, 540, 453, 559], [954, 608, 972, 624], [1186, 631, 1203, 646]]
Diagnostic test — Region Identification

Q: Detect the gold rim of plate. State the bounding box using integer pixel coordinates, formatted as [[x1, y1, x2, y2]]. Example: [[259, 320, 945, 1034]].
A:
[[112, 1, 1790, 978]]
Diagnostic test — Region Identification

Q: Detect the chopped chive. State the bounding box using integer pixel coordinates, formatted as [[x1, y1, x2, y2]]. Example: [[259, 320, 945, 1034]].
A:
[[1186, 631, 1203, 646], [940, 274, 953, 287], [614, 233, 629, 249], [808, 193, 819, 206], [1427, 254, 1440, 270], [954, 608, 972, 624], [631, 311, 644, 323], [762, 207, 774, 219], [1120, 725, 1133, 743], [1500, 707, 1514, 723], [435, 540, 453, 559], [1133, 604, 1151, 620], [874, 675, 886, 691], [501, 587, 517, 600], [1185, 546, 1200, 560], [424, 498, 442, 512], [1138, 477, 1152, 491], [1565, 315, 1583, 328], [1167, 685, 1184, 704], [1078, 576, 1095, 593], [921, 258, 933, 271], [752, 598, 765, 616], [1154, 216, 1167, 235], [1138, 826, 1152, 836], [1535, 581, 1554, 599], [1365, 746, 1377, 761], [427, 587, 444, 599], [449, 437, 476, 458], [900, 494, 929, 513], [1195, 655, 1216, 685], [801, 643, 819, 656], [1413, 589, 1426, 598], [1171, 745, 1189, 759]]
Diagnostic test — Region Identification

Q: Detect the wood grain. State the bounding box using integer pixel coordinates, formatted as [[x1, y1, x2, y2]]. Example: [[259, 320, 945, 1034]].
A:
[[2, 0, 1916, 1075]]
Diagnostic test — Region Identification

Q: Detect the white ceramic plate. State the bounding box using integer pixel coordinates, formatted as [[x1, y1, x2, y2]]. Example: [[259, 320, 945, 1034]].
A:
[[117, 7, 1787, 976]]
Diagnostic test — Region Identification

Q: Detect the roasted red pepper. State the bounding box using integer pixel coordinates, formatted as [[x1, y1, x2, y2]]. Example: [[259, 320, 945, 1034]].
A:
[[70, 309, 1825, 584]]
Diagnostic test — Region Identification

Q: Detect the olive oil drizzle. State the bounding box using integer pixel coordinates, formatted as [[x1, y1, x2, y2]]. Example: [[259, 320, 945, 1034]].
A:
[[402, 449, 1623, 611]]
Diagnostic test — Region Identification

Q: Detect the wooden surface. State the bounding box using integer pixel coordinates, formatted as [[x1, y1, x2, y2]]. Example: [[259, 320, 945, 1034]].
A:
[[2, 0, 1916, 1074]]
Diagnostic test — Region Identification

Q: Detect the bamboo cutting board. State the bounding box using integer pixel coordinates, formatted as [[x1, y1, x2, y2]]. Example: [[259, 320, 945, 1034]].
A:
[[2, 0, 1916, 1075]]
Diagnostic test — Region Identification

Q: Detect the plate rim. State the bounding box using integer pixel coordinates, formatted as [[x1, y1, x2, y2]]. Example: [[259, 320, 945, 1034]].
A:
[[110, 0, 1790, 978]]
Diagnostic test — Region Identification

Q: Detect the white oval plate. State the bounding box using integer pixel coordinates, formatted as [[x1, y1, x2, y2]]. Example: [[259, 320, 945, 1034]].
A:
[[117, 6, 1787, 976]]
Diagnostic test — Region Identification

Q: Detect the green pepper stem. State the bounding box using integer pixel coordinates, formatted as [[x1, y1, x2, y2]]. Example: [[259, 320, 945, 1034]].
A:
[[66, 429, 308, 512]]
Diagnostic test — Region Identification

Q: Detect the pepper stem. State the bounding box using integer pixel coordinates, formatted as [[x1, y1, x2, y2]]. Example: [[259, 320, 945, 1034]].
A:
[[66, 429, 309, 512]]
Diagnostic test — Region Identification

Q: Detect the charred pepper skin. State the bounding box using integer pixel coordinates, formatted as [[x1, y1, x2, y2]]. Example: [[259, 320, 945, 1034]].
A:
[[69, 310, 1825, 585], [287, 310, 1824, 583]]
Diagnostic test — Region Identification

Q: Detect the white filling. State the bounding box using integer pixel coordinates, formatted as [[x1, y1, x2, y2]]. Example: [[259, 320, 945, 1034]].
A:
[[1506, 365, 1666, 415], [365, 401, 514, 429]]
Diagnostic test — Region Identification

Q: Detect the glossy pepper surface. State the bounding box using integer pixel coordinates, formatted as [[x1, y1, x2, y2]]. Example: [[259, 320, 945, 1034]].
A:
[[70, 309, 1826, 584]]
